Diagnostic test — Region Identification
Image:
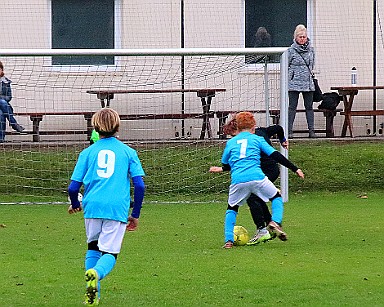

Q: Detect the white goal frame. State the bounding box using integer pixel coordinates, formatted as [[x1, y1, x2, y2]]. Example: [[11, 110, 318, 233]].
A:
[[0, 47, 290, 202]]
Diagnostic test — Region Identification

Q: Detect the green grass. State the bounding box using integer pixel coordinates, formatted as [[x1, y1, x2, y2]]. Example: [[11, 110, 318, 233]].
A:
[[1, 140, 384, 305], [1, 191, 383, 306], [286, 140, 384, 193], [1, 140, 384, 204]]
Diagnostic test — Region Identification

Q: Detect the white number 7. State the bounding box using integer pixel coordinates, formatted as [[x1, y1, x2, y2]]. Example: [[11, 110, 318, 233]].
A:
[[237, 139, 248, 159]]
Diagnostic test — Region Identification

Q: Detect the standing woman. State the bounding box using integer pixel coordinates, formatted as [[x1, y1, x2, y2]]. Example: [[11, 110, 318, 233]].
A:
[[287, 24, 317, 138]]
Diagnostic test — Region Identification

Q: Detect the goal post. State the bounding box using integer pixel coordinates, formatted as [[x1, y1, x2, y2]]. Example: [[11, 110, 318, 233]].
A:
[[0, 47, 290, 204]]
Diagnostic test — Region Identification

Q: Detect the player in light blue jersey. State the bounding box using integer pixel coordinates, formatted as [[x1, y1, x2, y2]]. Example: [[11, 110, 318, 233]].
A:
[[67, 108, 145, 305], [210, 112, 304, 249]]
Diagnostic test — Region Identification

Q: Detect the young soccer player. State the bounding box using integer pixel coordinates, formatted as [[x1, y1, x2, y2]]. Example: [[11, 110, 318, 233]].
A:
[[67, 108, 145, 305], [209, 111, 304, 249], [222, 117, 300, 245]]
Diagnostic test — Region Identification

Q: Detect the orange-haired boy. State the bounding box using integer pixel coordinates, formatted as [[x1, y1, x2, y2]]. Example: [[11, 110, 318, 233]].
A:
[[210, 112, 304, 248]]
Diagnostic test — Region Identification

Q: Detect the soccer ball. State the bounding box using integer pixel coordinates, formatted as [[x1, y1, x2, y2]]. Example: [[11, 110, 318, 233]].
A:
[[233, 225, 249, 246]]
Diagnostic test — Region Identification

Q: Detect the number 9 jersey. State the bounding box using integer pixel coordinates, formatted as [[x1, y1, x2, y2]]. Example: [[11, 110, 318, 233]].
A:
[[70, 137, 145, 222]]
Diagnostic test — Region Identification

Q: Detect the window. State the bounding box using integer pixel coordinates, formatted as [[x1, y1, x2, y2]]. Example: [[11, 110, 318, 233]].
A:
[[51, 0, 115, 65], [245, 0, 307, 63]]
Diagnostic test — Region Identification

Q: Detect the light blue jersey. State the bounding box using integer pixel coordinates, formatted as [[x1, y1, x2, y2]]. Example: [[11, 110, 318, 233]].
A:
[[71, 137, 145, 223], [222, 131, 276, 184]]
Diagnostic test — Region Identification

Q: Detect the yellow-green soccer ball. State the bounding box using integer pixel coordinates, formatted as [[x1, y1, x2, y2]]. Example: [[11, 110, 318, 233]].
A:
[[233, 225, 249, 246]]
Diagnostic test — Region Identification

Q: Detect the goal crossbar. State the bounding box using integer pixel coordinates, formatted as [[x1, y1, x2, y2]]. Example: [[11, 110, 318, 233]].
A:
[[0, 47, 288, 57]]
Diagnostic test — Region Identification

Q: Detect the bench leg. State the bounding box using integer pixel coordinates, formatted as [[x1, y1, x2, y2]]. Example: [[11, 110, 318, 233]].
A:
[[271, 114, 280, 125], [340, 93, 355, 137], [30, 116, 43, 142], [324, 111, 336, 138], [84, 114, 94, 140], [341, 113, 354, 137], [200, 96, 213, 140], [217, 113, 229, 139]]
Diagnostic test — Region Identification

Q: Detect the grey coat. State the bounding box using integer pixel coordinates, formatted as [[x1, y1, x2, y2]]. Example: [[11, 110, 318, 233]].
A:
[[288, 40, 315, 92]]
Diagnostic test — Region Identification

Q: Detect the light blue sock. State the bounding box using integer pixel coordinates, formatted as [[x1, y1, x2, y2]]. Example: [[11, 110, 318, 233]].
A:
[[93, 254, 116, 280], [85, 250, 101, 270], [224, 209, 238, 243], [85, 250, 102, 298], [271, 196, 284, 224]]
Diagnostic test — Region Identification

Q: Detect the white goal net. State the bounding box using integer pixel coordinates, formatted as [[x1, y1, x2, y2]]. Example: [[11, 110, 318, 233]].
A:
[[0, 48, 289, 204]]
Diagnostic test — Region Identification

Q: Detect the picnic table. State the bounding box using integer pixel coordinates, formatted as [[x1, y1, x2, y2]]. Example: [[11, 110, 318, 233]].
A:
[[86, 88, 226, 139], [330, 86, 384, 137]]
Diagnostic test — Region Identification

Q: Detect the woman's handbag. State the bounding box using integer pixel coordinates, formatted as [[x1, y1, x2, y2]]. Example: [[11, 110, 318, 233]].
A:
[[295, 50, 323, 102], [312, 76, 323, 102]]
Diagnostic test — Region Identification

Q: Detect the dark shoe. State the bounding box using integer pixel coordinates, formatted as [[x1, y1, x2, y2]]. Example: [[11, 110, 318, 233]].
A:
[[12, 124, 25, 133], [267, 221, 287, 241], [309, 130, 317, 138]]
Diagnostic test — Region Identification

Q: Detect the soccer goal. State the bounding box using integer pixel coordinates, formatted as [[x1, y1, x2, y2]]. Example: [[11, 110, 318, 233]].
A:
[[0, 47, 290, 204]]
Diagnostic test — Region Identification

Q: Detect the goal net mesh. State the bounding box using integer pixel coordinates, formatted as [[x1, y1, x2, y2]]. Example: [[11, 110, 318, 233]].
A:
[[0, 51, 285, 204]]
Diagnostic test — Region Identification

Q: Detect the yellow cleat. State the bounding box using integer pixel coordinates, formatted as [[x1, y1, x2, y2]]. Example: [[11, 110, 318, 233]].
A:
[[84, 269, 99, 306]]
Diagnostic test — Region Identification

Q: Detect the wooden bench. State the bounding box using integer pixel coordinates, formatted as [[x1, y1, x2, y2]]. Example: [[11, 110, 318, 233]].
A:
[[118, 112, 214, 120], [293, 108, 342, 137], [340, 110, 384, 116], [216, 110, 281, 139], [12, 112, 94, 142], [216, 108, 342, 139], [12, 111, 215, 142], [338, 110, 384, 137], [87, 88, 226, 139]]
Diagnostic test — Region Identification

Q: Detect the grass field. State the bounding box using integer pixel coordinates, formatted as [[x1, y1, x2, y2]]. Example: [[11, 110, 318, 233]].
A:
[[1, 190, 383, 306], [1, 140, 384, 206]]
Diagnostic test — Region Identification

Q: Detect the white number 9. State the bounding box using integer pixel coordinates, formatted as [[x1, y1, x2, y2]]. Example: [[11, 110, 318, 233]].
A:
[[97, 150, 115, 178]]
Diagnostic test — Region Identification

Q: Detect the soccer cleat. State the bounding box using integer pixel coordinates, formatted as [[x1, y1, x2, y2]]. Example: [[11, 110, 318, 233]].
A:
[[267, 221, 288, 241], [246, 227, 272, 245], [84, 269, 99, 306], [269, 231, 277, 240], [222, 241, 234, 249]]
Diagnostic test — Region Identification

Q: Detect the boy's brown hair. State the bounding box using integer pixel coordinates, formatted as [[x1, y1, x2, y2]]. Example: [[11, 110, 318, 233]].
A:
[[92, 108, 120, 137], [236, 111, 256, 130], [223, 117, 238, 136]]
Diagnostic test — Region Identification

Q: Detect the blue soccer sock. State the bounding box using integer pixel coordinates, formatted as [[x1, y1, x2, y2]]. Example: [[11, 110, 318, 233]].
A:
[[224, 209, 238, 243], [93, 253, 116, 281], [85, 250, 102, 298], [271, 196, 284, 224], [85, 250, 102, 271]]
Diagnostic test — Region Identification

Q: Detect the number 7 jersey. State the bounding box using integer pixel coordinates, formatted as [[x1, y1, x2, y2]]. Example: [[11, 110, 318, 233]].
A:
[[221, 131, 276, 184]]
